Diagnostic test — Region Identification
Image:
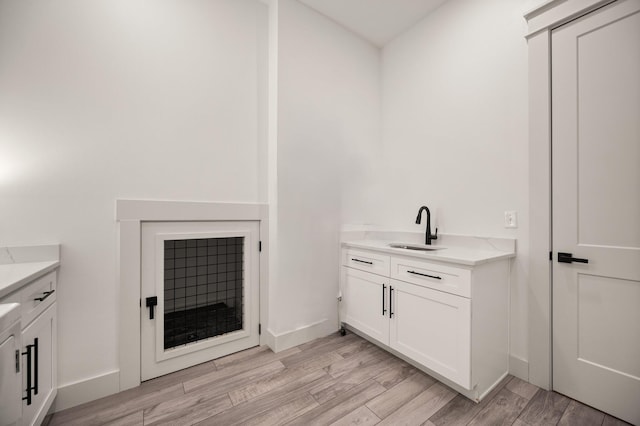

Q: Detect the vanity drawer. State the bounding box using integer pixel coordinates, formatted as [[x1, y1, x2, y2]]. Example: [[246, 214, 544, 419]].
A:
[[20, 271, 57, 327], [391, 257, 470, 298], [343, 248, 390, 276]]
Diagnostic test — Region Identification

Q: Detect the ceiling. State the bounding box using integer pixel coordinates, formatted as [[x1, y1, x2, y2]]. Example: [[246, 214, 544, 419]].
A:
[[298, 0, 450, 47]]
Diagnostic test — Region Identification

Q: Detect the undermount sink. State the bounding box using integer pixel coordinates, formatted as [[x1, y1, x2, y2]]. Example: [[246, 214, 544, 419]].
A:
[[389, 243, 446, 251]]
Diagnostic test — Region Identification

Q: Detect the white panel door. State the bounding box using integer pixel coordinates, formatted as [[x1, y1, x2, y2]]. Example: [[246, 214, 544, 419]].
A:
[[0, 333, 21, 426], [552, 1, 640, 424], [389, 279, 470, 389], [141, 221, 260, 381], [21, 303, 56, 426], [341, 267, 389, 345]]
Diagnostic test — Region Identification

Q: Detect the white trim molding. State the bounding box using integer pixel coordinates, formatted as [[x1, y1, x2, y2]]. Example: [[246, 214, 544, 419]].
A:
[[116, 200, 269, 391], [264, 319, 336, 353], [53, 370, 120, 412], [525, 0, 616, 37], [525, 0, 615, 390]]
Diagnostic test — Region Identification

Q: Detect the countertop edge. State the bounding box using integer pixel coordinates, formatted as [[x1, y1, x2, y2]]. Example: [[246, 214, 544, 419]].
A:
[[0, 261, 60, 300], [341, 240, 516, 266]]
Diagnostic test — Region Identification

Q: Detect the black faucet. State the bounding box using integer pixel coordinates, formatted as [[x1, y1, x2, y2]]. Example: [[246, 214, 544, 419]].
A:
[[416, 206, 438, 245]]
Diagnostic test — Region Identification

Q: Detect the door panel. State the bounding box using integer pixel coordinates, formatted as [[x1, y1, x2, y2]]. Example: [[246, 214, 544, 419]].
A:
[[0, 333, 21, 426], [141, 221, 260, 381], [552, 1, 640, 423], [341, 267, 389, 345], [389, 279, 470, 389]]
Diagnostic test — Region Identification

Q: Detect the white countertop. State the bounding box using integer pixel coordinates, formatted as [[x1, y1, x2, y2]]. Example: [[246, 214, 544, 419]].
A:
[[342, 239, 515, 266], [0, 261, 60, 299], [0, 245, 61, 299]]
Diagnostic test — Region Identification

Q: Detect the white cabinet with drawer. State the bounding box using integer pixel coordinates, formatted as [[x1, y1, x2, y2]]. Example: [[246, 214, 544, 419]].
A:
[[0, 253, 59, 426], [340, 243, 510, 402]]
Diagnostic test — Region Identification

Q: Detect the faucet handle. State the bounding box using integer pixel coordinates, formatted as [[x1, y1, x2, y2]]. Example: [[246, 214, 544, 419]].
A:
[[431, 228, 438, 240]]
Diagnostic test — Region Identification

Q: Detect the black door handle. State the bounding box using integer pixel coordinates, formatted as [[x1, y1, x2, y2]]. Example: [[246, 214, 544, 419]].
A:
[[389, 286, 394, 318], [146, 297, 158, 320], [33, 338, 38, 396], [22, 342, 34, 405], [558, 252, 589, 264], [382, 284, 386, 316]]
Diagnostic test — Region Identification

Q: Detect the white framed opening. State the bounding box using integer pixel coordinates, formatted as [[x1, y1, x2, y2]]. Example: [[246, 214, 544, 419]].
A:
[[116, 200, 269, 391], [140, 222, 260, 380]]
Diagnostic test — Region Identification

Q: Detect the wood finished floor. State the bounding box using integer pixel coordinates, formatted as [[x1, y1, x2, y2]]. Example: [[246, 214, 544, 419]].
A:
[[47, 333, 632, 426]]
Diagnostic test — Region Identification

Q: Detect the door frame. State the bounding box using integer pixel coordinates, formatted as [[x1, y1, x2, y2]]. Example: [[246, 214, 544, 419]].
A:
[[116, 200, 269, 391], [525, 0, 617, 390]]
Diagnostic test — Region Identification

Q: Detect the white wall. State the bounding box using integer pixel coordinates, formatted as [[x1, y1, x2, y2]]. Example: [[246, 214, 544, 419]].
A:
[[375, 0, 530, 364], [0, 0, 267, 388], [271, 0, 381, 338]]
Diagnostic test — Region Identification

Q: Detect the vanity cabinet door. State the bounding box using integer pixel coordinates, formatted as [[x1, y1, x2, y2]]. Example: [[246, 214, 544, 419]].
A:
[[389, 279, 471, 389], [0, 333, 21, 425], [21, 303, 56, 426], [341, 267, 389, 345]]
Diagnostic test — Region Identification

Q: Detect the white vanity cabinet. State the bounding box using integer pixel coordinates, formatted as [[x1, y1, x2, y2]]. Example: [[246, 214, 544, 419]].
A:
[[340, 244, 510, 401], [1, 268, 58, 426]]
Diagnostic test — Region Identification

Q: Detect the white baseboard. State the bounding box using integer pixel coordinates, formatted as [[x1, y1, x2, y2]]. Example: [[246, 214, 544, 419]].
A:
[[266, 318, 337, 352], [509, 354, 529, 381], [52, 370, 120, 412]]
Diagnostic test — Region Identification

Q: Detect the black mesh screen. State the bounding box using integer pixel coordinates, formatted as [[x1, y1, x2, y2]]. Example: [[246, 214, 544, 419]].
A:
[[163, 237, 244, 349]]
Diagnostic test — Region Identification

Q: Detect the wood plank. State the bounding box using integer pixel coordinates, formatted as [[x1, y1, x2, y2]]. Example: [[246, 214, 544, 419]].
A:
[[506, 376, 539, 401], [143, 393, 232, 426], [139, 360, 217, 394], [366, 372, 437, 419], [104, 411, 143, 426], [296, 332, 355, 352], [516, 389, 571, 426], [183, 351, 291, 393], [330, 406, 381, 426], [376, 382, 456, 426], [196, 371, 333, 425], [324, 345, 390, 379], [209, 345, 299, 374], [467, 388, 528, 426], [241, 393, 319, 426], [309, 355, 400, 405], [228, 351, 342, 405], [213, 345, 273, 369], [286, 379, 387, 426], [603, 414, 633, 426], [298, 333, 362, 353], [429, 374, 512, 426], [373, 359, 418, 389], [48, 383, 184, 426], [558, 400, 605, 426], [334, 338, 375, 358], [144, 361, 284, 424], [280, 338, 353, 368]]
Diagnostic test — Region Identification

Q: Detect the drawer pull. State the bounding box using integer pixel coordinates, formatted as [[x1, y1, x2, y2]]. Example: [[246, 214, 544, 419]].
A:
[[351, 258, 373, 265], [407, 270, 442, 280], [34, 290, 55, 302]]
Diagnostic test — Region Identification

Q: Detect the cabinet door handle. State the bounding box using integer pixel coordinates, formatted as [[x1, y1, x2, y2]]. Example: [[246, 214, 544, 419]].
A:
[[33, 338, 39, 395], [382, 284, 387, 316], [407, 270, 442, 280], [351, 258, 373, 265], [389, 286, 394, 318], [34, 290, 55, 302], [22, 343, 34, 405]]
